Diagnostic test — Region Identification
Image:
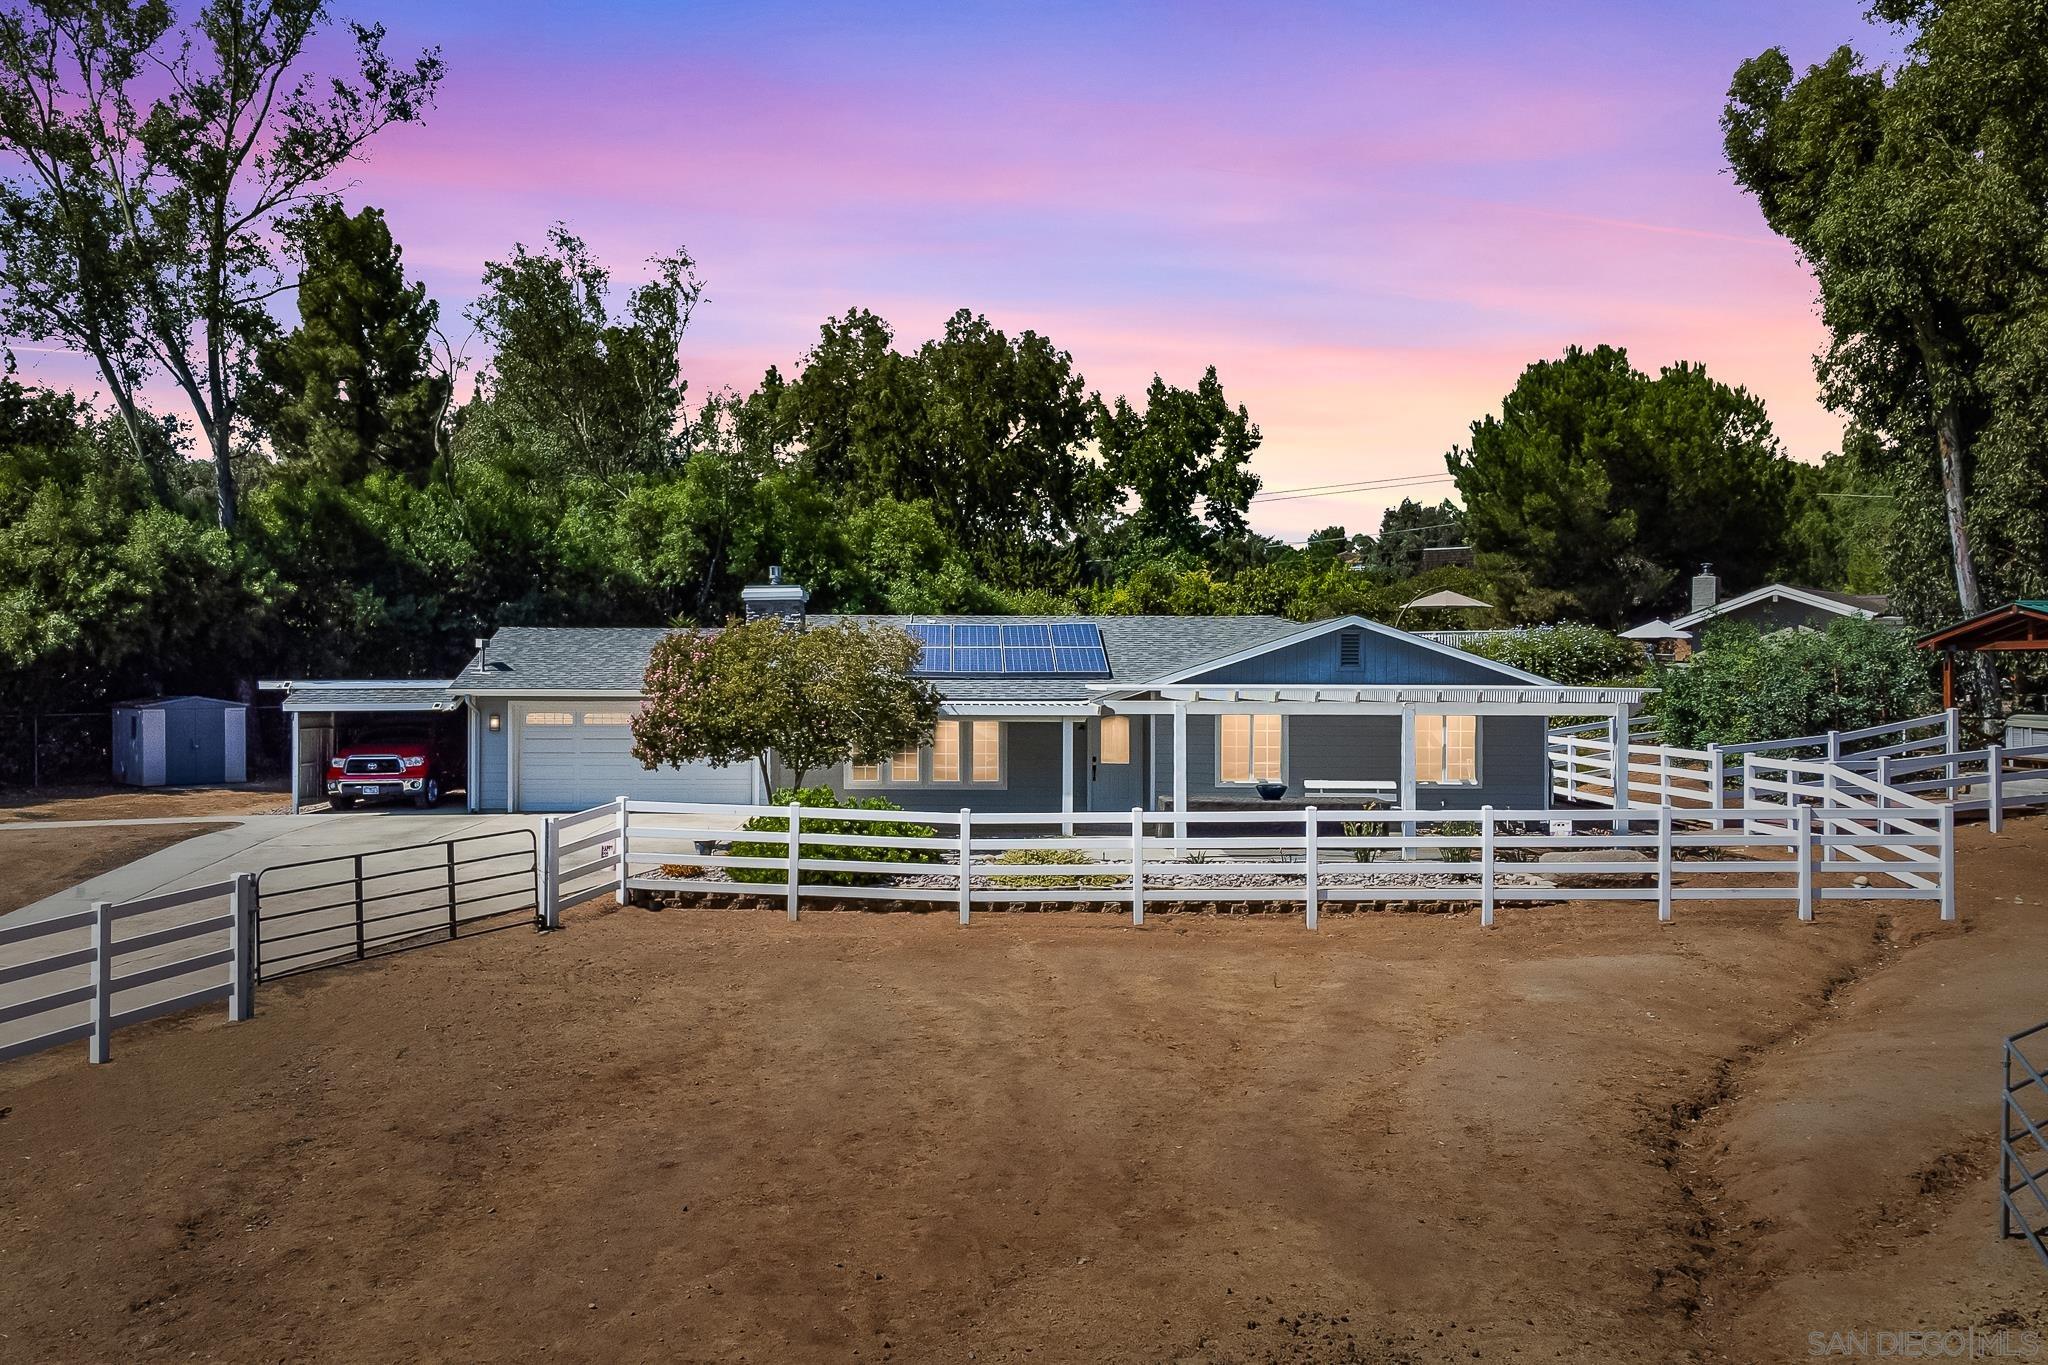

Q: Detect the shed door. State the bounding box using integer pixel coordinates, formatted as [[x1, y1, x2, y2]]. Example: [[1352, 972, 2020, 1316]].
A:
[[516, 705, 754, 812]]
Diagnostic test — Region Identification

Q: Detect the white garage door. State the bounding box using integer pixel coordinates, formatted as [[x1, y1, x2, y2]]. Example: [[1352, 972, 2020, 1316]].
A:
[[517, 705, 756, 811]]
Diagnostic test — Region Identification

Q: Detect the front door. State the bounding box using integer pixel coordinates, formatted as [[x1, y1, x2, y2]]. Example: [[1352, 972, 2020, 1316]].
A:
[[1084, 715, 1145, 812]]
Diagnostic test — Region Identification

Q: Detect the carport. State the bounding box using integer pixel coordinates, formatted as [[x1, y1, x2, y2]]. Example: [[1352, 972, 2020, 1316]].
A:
[[263, 681, 467, 814]]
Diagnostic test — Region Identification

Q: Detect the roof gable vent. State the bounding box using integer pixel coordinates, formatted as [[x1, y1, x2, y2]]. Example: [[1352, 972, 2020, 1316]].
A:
[[1339, 630, 1363, 669]]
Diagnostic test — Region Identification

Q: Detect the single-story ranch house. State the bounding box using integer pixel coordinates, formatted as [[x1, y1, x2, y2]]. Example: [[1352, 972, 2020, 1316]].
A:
[[269, 578, 1649, 817]]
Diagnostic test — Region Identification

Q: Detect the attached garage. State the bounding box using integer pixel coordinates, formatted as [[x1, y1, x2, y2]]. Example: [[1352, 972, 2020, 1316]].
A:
[[512, 703, 754, 811]]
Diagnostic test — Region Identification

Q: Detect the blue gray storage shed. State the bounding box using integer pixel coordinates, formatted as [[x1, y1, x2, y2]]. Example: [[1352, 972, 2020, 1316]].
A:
[[111, 696, 249, 787]]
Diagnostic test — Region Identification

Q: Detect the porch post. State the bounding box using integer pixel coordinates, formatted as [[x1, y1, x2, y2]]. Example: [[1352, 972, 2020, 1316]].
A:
[[1172, 700, 1189, 852], [1398, 705, 1418, 840], [1060, 720, 1075, 836], [465, 704, 480, 812], [288, 712, 301, 816]]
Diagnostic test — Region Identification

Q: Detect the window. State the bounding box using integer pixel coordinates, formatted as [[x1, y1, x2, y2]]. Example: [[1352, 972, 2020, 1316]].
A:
[[1099, 715, 1130, 765], [524, 711, 574, 726], [848, 758, 882, 785], [930, 721, 962, 782], [1416, 714, 1478, 784], [1219, 714, 1283, 784], [971, 721, 1001, 782], [888, 740, 921, 783], [581, 711, 632, 726]]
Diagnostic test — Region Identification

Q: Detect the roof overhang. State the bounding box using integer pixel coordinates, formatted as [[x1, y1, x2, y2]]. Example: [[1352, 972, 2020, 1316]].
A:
[[1915, 601, 2048, 652], [272, 679, 463, 713], [1098, 683, 1653, 714]]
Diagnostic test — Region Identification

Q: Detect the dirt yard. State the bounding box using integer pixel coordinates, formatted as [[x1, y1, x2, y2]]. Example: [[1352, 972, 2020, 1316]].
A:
[[1, 818, 2045, 1363], [0, 781, 288, 823], [0, 824, 226, 916]]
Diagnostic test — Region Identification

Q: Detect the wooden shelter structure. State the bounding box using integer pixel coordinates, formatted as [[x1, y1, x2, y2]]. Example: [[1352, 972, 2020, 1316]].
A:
[[1915, 600, 2048, 707]]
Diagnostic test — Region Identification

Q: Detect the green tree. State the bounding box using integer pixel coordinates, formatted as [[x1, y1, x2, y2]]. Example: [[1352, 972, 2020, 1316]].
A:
[[1724, 0, 2048, 650], [1356, 498, 1465, 577], [1656, 618, 1932, 748], [1447, 345, 1796, 624], [467, 225, 702, 487], [1093, 367, 1261, 555], [0, 0, 443, 528], [0, 381, 266, 705], [246, 203, 448, 483], [632, 618, 942, 790], [1455, 624, 1643, 687]]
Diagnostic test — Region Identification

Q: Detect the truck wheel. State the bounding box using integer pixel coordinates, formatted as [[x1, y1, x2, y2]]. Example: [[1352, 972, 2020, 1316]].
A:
[[416, 778, 440, 809]]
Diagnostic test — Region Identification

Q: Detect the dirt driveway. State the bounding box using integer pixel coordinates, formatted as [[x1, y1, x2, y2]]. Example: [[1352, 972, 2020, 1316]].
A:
[[0, 818, 2043, 1363]]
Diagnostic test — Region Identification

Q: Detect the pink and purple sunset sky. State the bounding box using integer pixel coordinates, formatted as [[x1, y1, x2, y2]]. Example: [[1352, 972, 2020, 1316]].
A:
[[17, 2, 1900, 541]]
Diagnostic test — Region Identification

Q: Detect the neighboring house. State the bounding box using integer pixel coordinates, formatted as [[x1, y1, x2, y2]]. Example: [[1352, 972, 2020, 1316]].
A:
[[1660, 565, 1896, 654], [269, 576, 1649, 815]]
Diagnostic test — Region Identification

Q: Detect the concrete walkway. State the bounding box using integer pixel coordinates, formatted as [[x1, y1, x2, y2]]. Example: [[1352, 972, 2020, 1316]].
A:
[[2, 811, 546, 1059]]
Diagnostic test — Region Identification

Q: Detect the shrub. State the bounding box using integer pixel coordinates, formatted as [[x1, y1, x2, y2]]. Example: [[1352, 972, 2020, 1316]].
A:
[[729, 786, 941, 886], [986, 846, 1123, 890], [1455, 623, 1644, 686], [1655, 618, 1933, 748], [1431, 819, 1480, 863]]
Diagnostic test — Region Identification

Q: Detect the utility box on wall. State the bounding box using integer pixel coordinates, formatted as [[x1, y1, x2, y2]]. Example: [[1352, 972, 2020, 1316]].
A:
[[111, 696, 248, 787]]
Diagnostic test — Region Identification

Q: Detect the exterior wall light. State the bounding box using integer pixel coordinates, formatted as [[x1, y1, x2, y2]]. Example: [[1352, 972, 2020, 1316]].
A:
[[488, 712, 502, 733]]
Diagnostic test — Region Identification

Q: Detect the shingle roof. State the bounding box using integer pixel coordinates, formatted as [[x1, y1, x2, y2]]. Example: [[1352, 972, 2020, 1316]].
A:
[[280, 683, 461, 712], [454, 617, 1304, 701]]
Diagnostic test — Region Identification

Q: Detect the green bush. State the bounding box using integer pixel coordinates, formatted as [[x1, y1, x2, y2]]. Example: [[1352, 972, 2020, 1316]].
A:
[[1455, 623, 1644, 686], [1655, 619, 1934, 748], [986, 846, 1123, 890], [1431, 819, 1480, 863], [729, 786, 941, 886]]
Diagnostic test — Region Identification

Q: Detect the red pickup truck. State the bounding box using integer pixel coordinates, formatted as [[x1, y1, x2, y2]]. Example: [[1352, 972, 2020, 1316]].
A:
[[326, 726, 451, 809]]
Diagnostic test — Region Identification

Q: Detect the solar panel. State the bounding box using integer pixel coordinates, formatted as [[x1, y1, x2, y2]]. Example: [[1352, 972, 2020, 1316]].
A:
[[906, 622, 1108, 675]]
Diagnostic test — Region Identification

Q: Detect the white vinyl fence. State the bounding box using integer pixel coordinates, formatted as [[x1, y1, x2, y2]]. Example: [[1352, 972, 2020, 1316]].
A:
[[0, 875, 256, 1065], [539, 798, 1957, 930]]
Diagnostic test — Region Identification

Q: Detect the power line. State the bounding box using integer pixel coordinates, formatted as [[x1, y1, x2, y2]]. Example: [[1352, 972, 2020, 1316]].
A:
[[1250, 473, 1456, 504]]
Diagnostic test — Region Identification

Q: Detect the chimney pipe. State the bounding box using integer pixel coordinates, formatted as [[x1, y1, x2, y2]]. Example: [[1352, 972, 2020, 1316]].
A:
[[1690, 564, 1721, 614]]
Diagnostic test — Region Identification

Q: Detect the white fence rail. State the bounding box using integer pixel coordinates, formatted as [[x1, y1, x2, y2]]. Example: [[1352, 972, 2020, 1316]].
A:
[[0, 874, 255, 1066], [539, 798, 1958, 930]]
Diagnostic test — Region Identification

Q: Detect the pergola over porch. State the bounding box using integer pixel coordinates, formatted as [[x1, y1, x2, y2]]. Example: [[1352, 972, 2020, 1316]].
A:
[[1093, 682, 1657, 826]]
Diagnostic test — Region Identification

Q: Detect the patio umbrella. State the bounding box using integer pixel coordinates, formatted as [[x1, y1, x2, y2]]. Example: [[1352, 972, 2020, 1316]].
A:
[[1618, 620, 1689, 641], [1404, 589, 1491, 611]]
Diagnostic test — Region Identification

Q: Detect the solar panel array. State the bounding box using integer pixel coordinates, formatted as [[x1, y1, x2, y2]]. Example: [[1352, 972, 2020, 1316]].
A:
[[906, 622, 1110, 676]]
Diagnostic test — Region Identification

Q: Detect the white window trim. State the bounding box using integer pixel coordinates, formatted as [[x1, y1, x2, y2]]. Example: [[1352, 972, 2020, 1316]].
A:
[[845, 721, 1009, 789], [1416, 713, 1482, 787], [1215, 712, 1286, 786]]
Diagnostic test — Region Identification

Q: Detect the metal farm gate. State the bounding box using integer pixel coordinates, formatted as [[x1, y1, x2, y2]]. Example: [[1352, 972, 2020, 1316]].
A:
[[253, 829, 540, 979], [2003, 1021, 2048, 1271]]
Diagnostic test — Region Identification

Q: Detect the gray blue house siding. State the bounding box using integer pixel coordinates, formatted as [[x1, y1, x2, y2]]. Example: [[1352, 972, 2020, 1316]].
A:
[[1148, 710, 1548, 811], [782, 719, 1067, 815], [477, 704, 509, 811], [1187, 626, 1520, 688]]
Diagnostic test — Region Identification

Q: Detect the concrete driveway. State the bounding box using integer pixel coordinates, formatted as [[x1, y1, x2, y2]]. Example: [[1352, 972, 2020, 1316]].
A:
[[1, 810, 547, 1061]]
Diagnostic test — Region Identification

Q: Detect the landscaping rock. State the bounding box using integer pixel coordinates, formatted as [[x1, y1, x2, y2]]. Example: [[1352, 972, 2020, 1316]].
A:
[[1537, 847, 1656, 889]]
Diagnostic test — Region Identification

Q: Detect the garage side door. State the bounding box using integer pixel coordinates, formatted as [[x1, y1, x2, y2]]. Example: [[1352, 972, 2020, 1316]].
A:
[[517, 705, 756, 812]]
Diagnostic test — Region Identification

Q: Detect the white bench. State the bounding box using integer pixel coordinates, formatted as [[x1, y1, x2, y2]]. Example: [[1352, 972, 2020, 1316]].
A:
[[1301, 779, 1398, 799]]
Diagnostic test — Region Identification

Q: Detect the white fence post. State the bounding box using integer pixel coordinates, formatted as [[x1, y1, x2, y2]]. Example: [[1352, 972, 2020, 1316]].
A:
[[1987, 743, 2005, 834], [1826, 730, 1841, 764], [785, 802, 802, 922], [87, 899, 112, 1064], [229, 873, 256, 1022], [1796, 804, 1815, 924], [1740, 762, 1756, 836], [1657, 804, 1674, 924], [1876, 754, 1893, 804], [1820, 762, 1838, 864], [957, 808, 973, 927], [1130, 807, 1146, 927], [1303, 806, 1319, 931], [1479, 806, 1496, 929], [615, 795, 630, 906], [1945, 706, 1962, 755], [1707, 744, 1726, 812], [541, 817, 561, 929], [1939, 804, 1957, 923]]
